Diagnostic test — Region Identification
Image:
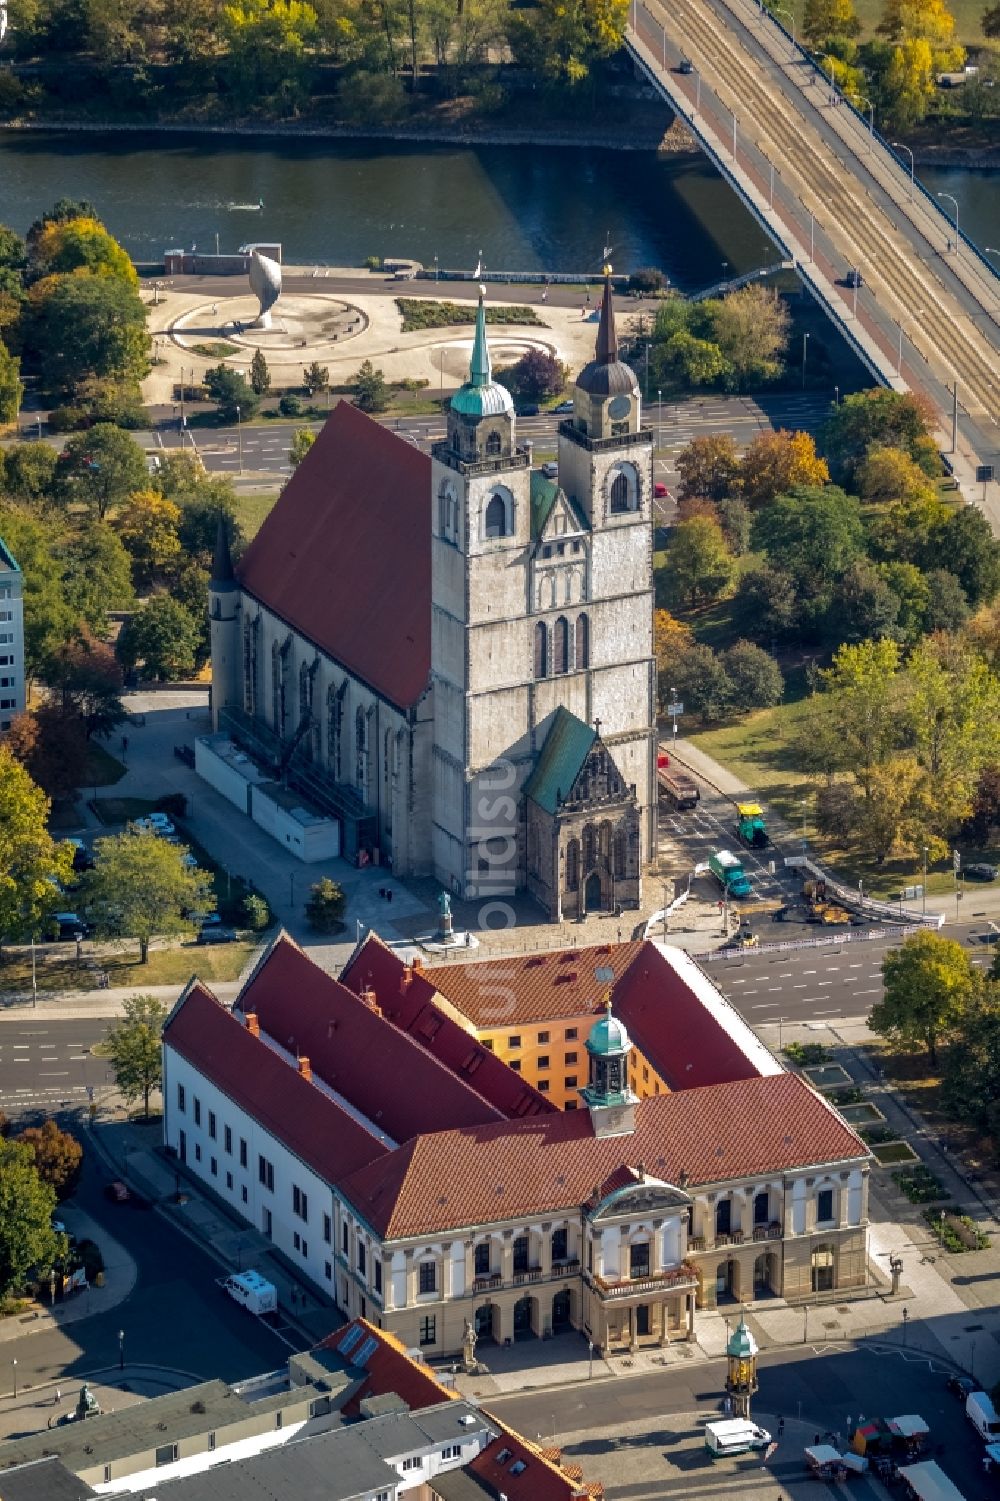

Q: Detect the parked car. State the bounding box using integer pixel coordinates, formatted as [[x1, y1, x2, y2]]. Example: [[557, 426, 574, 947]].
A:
[[194, 912, 222, 927], [133, 816, 175, 837], [517, 403, 540, 416], [46, 912, 91, 942], [197, 927, 238, 945], [678, 56, 694, 73], [104, 1180, 150, 1209], [965, 863, 997, 882], [553, 400, 574, 414], [540, 461, 558, 480], [947, 1375, 977, 1399], [654, 482, 670, 498], [844, 268, 864, 288], [67, 837, 94, 872]]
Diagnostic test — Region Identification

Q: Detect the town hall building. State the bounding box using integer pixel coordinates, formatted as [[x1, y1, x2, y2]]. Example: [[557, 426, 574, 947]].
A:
[[207, 279, 656, 918]]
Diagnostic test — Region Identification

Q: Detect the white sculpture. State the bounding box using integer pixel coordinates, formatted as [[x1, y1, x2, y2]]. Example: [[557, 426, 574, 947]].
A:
[[248, 249, 282, 330]]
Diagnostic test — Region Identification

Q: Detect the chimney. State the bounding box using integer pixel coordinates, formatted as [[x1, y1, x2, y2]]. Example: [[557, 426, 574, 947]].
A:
[[400, 963, 413, 995], [360, 987, 381, 1016], [412, 955, 424, 972], [245, 1012, 260, 1038], [297, 1056, 312, 1083]]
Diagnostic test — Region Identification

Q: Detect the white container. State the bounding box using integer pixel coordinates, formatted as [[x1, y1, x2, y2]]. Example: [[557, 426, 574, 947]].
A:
[[705, 1419, 771, 1456], [967, 1391, 1000, 1441]]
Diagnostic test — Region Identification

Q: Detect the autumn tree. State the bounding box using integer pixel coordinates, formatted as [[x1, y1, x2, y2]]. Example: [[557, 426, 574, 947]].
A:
[[706, 284, 790, 391], [43, 631, 126, 738], [80, 831, 214, 964], [289, 428, 316, 468], [872, 930, 976, 1065], [0, 746, 75, 942], [6, 705, 88, 801], [661, 516, 733, 606], [16, 1119, 82, 1200], [739, 429, 829, 508], [220, 0, 319, 108], [28, 215, 137, 287], [820, 388, 937, 486], [116, 489, 183, 585], [654, 608, 694, 703], [795, 637, 903, 786], [856, 445, 937, 504], [99, 995, 168, 1118], [803, 0, 861, 44], [0, 1138, 63, 1297], [305, 877, 347, 932], [0, 339, 23, 425], [509, 0, 628, 83], [676, 433, 740, 501]]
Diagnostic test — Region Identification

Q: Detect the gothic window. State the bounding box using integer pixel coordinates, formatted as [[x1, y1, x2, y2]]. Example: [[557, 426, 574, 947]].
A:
[[528, 821, 539, 877], [298, 662, 310, 721], [533, 621, 548, 680], [613, 827, 627, 880], [355, 706, 368, 795], [553, 616, 569, 675], [327, 685, 343, 780], [439, 482, 459, 543], [566, 839, 580, 892], [270, 642, 281, 735], [582, 824, 597, 871], [484, 491, 511, 539], [485, 431, 502, 457], [576, 613, 589, 670], [384, 728, 393, 837], [599, 821, 612, 859], [243, 618, 258, 718], [610, 472, 629, 513]]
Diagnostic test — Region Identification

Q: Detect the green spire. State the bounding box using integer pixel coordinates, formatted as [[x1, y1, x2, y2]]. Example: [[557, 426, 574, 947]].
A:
[[469, 293, 491, 388]]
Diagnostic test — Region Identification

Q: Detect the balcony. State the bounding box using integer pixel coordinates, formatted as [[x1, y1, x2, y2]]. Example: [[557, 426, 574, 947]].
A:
[[753, 1224, 783, 1241], [715, 1231, 744, 1247], [473, 1272, 503, 1291], [688, 1235, 707, 1251], [512, 1267, 543, 1285], [586, 1262, 698, 1301], [551, 1258, 581, 1278]]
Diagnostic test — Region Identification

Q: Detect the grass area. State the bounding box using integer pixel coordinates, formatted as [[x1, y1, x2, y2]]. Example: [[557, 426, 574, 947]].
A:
[[190, 341, 240, 359], [82, 743, 127, 788], [90, 797, 158, 826], [0, 940, 256, 995], [232, 490, 278, 539], [839, 1102, 886, 1125], [395, 298, 544, 333], [871, 1140, 919, 1164]]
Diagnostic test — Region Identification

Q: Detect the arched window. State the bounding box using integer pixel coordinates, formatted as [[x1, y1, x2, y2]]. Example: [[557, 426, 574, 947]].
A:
[[599, 821, 612, 859], [299, 662, 311, 720], [715, 1198, 733, 1237], [553, 616, 569, 675], [613, 827, 627, 879], [534, 621, 548, 680], [753, 1191, 770, 1226], [610, 471, 630, 513], [327, 684, 343, 780], [270, 641, 282, 736], [811, 1244, 835, 1292], [355, 706, 368, 794], [484, 492, 510, 539], [575, 613, 589, 670], [566, 839, 580, 892], [438, 485, 450, 537], [485, 431, 502, 457], [384, 728, 393, 836], [582, 824, 597, 871]]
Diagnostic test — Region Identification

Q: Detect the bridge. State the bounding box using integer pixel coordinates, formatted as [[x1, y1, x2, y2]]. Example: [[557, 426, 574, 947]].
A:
[[625, 0, 1000, 524]]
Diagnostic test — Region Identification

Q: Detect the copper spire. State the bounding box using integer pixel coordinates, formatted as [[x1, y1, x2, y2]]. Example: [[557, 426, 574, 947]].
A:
[[595, 273, 618, 365]]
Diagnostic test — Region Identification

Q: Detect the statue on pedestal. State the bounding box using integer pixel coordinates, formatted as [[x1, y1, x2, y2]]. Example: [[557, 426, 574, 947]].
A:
[[462, 1317, 478, 1372], [248, 249, 282, 330], [76, 1383, 101, 1421], [437, 889, 454, 944]]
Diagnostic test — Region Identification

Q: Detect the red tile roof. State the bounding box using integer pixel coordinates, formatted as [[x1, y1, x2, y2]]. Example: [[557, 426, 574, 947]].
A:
[[341, 936, 556, 1119], [163, 981, 386, 1185], [315, 1318, 458, 1417], [469, 1426, 595, 1501], [338, 1073, 866, 1239], [613, 945, 765, 1090], [236, 401, 431, 710], [423, 942, 645, 1028], [236, 935, 506, 1142]]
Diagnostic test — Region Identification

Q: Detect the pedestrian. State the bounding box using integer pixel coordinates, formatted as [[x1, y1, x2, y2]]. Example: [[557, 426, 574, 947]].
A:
[[542, 288, 548, 303], [983, 1456, 991, 1475], [121, 735, 129, 755], [465, 931, 472, 947], [55, 1387, 61, 1405], [212, 303, 218, 317], [777, 1416, 784, 1437], [387, 889, 393, 903]]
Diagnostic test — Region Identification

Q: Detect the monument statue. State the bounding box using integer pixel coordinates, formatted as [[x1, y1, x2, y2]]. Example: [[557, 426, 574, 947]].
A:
[[437, 889, 454, 944], [248, 249, 282, 330], [462, 1317, 478, 1372], [76, 1383, 101, 1420]]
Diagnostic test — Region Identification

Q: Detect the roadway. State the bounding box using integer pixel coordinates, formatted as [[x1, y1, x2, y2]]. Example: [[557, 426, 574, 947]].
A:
[[626, 0, 1000, 513], [0, 1019, 108, 1115]]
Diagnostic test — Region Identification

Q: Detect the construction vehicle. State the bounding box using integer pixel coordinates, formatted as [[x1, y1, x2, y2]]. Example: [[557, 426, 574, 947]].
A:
[[658, 764, 700, 810], [709, 849, 753, 899], [802, 877, 851, 925], [735, 801, 769, 849]]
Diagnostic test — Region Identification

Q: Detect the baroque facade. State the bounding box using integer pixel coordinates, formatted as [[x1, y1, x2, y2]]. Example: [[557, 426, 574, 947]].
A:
[[208, 279, 655, 918]]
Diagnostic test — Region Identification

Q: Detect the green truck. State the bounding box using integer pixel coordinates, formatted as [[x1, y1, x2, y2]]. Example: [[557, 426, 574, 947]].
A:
[[709, 849, 753, 899], [735, 801, 769, 849]]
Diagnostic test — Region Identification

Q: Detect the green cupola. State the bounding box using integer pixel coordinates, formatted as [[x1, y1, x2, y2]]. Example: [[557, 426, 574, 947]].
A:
[[581, 999, 638, 1137], [449, 292, 514, 420]]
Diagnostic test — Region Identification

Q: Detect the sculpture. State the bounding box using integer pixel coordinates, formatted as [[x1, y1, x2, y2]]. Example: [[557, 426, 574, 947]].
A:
[[76, 1383, 101, 1420], [437, 889, 454, 943], [248, 249, 282, 330], [462, 1317, 478, 1372]]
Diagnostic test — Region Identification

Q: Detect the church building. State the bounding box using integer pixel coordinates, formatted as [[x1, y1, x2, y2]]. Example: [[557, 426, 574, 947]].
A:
[[208, 278, 656, 919]]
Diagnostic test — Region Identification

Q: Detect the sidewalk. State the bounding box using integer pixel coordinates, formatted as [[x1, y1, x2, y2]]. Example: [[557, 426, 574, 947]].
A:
[[0, 1365, 198, 1442]]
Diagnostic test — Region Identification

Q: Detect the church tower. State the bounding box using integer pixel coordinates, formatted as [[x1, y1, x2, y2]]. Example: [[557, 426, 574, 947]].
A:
[[430, 293, 532, 899], [553, 273, 657, 869], [581, 1001, 638, 1138], [208, 515, 240, 732]]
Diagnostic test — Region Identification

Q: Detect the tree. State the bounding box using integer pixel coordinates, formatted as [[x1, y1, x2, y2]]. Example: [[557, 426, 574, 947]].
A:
[[0, 1138, 62, 1297], [796, 637, 903, 786], [731, 565, 800, 643], [941, 984, 1000, 1135], [931, 505, 1000, 609], [7, 704, 88, 800], [118, 596, 201, 681], [825, 558, 900, 644], [0, 747, 74, 942], [353, 359, 389, 413], [654, 607, 695, 696], [705, 284, 789, 390], [43, 631, 126, 738], [116, 489, 182, 584], [717, 497, 752, 555], [925, 568, 970, 633], [510, 0, 628, 82], [984, 0, 1000, 33], [750, 486, 865, 598], [249, 347, 271, 396], [965, 763, 1000, 843], [289, 428, 316, 468], [661, 516, 733, 606], [820, 388, 936, 486], [500, 348, 566, 400], [0, 507, 76, 680], [803, 0, 861, 43], [676, 433, 740, 502], [879, 0, 957, 44], [856, 444, 936, 504], [871, 930, 976, 1065], [25, 271, 149, 399], [305, 876, 346, 932], [739, 429, 829, 508], [204, 364, 258, 424], [303, 360, 329, 397], [16, 1119, 82, 1200], [880, 560, 932, 645], [882, 37, 937, 126], [668, 641, 734, 722], [60, 522, 135, 632], [29, 215, 137, 287], [720, 640, 784, 712], [99, 995, 168, 1118], [220, 0, 319, 108], [81, 832, 214, 964], [56, 425, 148, 520], [659, 330, 727, 389], [3, 443, 57, 510], [0, 339, 23, 425]]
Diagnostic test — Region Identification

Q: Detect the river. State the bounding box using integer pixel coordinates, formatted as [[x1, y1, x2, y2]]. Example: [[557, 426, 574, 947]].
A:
[[0, 129, 996, 291]]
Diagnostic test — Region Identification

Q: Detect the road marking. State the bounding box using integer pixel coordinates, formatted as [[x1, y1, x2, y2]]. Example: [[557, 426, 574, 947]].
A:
[[803, 969, 817, 974], [818, 980, 833, 986], [855, 988, 880, 995], [793, 984, 807, 988], [39, 1070, 69, 1076], [767, 986, 782, 991], [69, 1054, 89, 1061]]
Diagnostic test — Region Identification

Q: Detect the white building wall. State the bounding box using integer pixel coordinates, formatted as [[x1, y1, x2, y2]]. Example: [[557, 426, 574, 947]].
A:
[[163, 1046, 338, 1297], [195, 738, 253, 813], [0, 546, 25, 732], [94, 1419, 310, 1496]]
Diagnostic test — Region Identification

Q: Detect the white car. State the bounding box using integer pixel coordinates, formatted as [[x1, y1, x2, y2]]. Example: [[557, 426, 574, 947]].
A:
[[133, 816, 175, 837]]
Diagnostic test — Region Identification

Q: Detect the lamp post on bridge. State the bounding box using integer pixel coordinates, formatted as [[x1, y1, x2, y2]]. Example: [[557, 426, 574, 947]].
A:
[[772, 3, 795, 37], [891, 141, 915, 201], [937, 191, 960, 252], [985, 247, 1000, 266]]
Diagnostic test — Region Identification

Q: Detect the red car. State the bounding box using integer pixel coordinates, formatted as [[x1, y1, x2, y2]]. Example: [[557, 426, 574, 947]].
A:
[[654, 482, 670, 498]]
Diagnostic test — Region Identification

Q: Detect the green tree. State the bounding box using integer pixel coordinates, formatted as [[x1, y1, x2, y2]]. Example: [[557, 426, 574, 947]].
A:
[[510, 0, 627, 82], [0, 506, 76, 680], [0, 747, 74, 943], [720, 640, 784, 712], [660, 330, 727, 389], [118, 596, 201, 681], [731, 565, 800, 643], [0, 1138, 62, 1297], [249, 347, 271, 396], [98, 995, 168, 1118], [984, 0, 1000, 33], [0, 339, 23, 424], [56, 424, 148, 520], [289, 428, 316, 468], [305, 876, 346, 932], [941, 983, 1000, 1135], [353, 359, 389, 413], [667, 640, 734, 722], [60, 522, 135, 632], [931, 505, 1000, 609], [676, 433, 740, 502], [204, 364, 258, 424], [795, 637, 903, 785], [16, 1119, 82, 1200], [820, 388, 936, 486], [303, 360, 329, 397], [220, 0, 319, 107], [81, 833, 213, 965], [825, 558, 900, 644], [750, 485, 865, 599], [803, 0, 861, 43], [25, 271, 149, 399], [661, 516, 733, 606], [705, 284, 789, 391], [872, 930, 976, 1065], [3, 443, 57, 511]]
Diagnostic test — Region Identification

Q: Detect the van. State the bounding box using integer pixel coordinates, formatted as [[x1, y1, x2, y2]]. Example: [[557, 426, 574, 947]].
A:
[[705, 1419, 771, 1456], [966, 1390, 1000, 1440], [224, 1270, 277, 1316]]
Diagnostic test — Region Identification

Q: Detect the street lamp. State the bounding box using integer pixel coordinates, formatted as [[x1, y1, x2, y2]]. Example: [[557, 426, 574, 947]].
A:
[[851, 93, 874, 140], [801, 331, 810, 389], [937, 192, 959, 251], [922, 845, 928, 916], [434, 254, 439, 283], [901, 1306, 909, 1346], [11, 1359, 16, 1399], [772, 4, 795, 37], [891, 141, 915, 201], [985, 247, 1000, 265], [657, 388, 663, 453], [236, 405, 243, 475], [119, 1328, 125, 1371]]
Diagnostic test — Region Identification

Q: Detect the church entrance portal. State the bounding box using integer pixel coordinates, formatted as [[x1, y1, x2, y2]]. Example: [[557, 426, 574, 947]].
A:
[[584, 871, 603, 913], [474, 1303, 495, 1343]]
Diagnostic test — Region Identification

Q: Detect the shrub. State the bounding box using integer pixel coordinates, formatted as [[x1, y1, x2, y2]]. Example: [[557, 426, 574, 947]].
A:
[[305, 877, 346, 933], [47, 406, 91, 433], [279, 392, 303, 417], [784, 1041, 828, 1065], [241, 892, 271, 931], [629, 267, 667, 294]]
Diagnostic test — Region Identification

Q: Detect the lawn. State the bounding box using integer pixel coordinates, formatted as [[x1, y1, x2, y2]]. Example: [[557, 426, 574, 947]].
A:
[[90, 796, 159, 826], [232, 490, 278, 539], [395, 298, 544, 332], [82, 743, 127, 788], [0, 940, 256, 996]]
